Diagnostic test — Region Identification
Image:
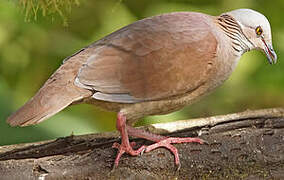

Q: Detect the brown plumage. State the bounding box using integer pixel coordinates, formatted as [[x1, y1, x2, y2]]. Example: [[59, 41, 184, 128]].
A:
[[7, 9, 277, 167]]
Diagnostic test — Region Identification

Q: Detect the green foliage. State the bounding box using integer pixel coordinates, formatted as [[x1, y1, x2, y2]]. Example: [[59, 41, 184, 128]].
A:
[[0, 0, 283, 145], [19, 0, 80, 25]]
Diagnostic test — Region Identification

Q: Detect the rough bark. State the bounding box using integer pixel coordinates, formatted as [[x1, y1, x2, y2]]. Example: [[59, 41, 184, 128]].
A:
[[0, 108, 283, 179]]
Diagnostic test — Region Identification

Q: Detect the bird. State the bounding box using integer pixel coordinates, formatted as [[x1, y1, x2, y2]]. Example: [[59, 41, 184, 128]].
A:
[[7, 8, 277, 168]]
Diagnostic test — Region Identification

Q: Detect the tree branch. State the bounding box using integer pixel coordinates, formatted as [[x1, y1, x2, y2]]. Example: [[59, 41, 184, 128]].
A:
[[0, 108, 284, 179]]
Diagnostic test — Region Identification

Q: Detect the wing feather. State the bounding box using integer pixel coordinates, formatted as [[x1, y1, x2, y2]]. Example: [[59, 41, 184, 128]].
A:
[[76, 12, 218, 103]]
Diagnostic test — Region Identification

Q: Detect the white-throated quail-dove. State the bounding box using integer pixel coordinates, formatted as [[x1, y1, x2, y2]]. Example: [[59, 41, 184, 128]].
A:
[[7, 9, 277, 167]]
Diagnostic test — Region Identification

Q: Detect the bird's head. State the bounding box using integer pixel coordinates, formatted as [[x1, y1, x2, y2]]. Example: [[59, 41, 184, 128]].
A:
[[226, 9, 277, 64]]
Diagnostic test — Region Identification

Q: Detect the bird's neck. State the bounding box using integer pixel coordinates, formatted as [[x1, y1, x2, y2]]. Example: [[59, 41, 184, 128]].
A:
[[216, 14, 254, 56]]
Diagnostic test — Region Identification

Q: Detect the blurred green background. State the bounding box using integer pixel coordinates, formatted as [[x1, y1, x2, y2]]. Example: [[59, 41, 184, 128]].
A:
[[0, 0, 283, 146]]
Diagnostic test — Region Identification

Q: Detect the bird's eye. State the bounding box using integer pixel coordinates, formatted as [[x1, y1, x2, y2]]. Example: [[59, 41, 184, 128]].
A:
[[255, 26, 263, 36]]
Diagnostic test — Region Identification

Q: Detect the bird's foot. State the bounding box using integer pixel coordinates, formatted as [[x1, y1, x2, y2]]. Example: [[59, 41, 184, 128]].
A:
[[144, 137, 204, 167], [112, 141, 146, 167]]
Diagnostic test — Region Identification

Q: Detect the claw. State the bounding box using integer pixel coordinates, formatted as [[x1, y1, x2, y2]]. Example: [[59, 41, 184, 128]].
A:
[[200, 139, 208, 145], [176, 163, 181, 171], [140, 147, 146, 156]]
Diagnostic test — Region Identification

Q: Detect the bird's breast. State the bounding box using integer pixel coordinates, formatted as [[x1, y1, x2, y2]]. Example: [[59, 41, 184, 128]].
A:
[[206, 28, 242, 91]]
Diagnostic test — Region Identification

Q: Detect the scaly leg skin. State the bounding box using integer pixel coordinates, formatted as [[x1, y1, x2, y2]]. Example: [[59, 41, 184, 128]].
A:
[[112, 112, 146, 167], [144, 137, 203, 170], [127, 124, 204, 169], [112, 112, 204, 169]]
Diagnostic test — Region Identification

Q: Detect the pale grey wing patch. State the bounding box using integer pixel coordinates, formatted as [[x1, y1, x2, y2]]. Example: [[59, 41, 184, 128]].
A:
[[74, 76, 93, 90], [92, 92, 143, 103], [75, 76, 142, 103]]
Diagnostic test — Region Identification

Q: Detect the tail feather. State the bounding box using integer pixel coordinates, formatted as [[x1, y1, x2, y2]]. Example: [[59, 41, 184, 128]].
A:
[[7, 81, 91, 126], [7, 48, 93, 126]]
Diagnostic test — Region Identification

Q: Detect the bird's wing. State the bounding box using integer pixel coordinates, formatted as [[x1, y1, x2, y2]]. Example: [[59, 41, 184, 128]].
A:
[[76, 12, 218, 103]]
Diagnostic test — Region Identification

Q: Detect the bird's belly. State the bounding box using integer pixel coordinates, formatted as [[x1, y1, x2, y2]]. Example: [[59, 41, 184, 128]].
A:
[[87, 81, 215, 125]]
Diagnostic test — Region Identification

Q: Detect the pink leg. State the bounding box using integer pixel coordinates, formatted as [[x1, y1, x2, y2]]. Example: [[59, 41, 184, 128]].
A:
[[144, 137, 203, 166], [113, 112, 204, 167], [112, 112, 146, 167], [127, 123, 203, 166]]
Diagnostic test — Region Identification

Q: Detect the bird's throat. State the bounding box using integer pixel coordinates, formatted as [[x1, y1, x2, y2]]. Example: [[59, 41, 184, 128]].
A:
[[217, 14, 252, 56]]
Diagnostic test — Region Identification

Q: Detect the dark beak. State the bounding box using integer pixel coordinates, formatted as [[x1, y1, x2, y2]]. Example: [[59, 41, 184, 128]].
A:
[[262, 38, 277, 64]]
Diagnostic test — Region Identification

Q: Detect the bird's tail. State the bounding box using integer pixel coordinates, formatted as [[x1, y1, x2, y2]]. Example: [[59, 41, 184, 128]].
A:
[[7, 79, 91, 126], [7, 54, 92, 127]]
